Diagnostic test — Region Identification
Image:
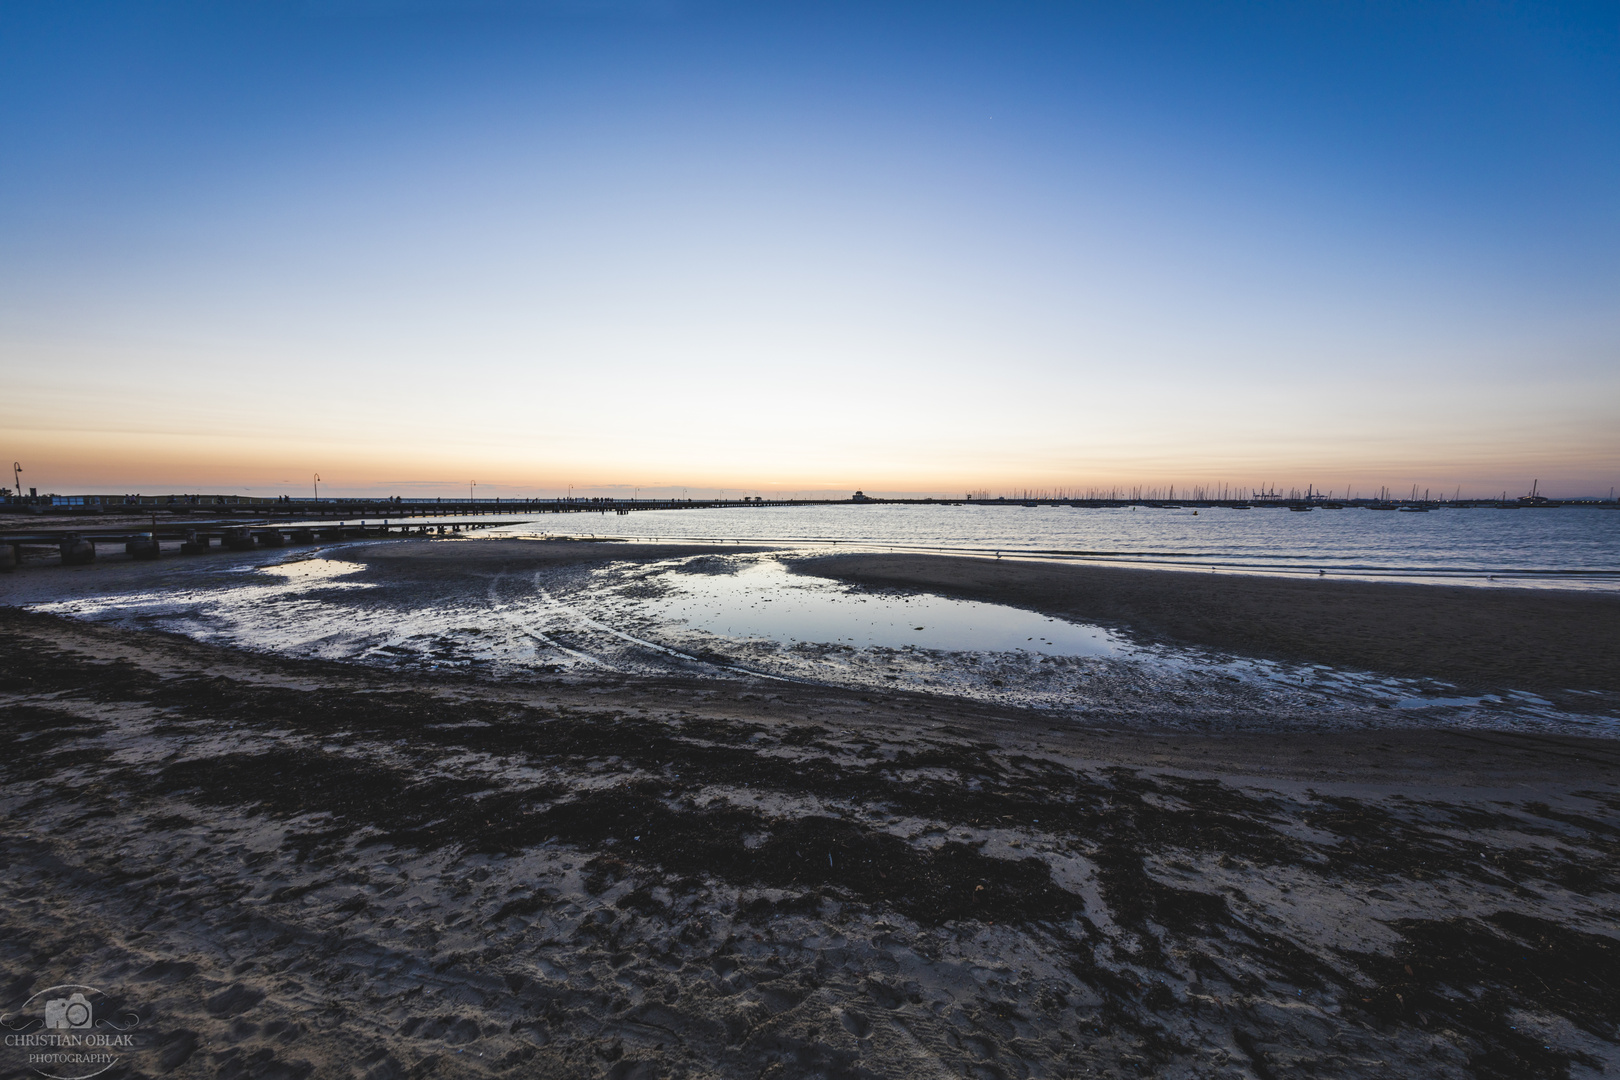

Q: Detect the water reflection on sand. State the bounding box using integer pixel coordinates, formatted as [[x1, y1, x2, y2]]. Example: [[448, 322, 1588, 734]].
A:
[[24, 545, 1613, 736], [645, 558, 1119, 655]]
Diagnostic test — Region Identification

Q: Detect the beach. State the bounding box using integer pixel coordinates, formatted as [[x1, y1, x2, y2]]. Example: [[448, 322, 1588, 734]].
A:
[[797, 552, 1620, 706], [1, 541, 1617, 1078]]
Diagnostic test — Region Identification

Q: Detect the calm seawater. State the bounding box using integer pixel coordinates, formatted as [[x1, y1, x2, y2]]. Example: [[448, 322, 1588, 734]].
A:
[[496, 504, 1620, 589]]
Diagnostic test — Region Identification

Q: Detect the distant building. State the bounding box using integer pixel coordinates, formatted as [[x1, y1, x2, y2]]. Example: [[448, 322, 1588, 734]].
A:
[[852, 491, 872, 503]]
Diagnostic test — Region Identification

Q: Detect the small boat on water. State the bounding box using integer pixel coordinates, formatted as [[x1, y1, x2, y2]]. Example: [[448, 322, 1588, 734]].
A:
[[1287, 483, 1328, 510], [1516, 480, 1562, 508]]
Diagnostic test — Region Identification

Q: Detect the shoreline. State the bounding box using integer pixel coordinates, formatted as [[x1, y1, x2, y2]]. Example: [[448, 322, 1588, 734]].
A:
[[794, 552, 1620, 704], [6, 537, 1616, 732], [7, 504, 1619, 594]]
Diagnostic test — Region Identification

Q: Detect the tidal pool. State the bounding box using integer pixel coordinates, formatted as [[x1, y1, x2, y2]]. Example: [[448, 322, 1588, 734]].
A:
[[16, 544, 1610, 734], [637, 558, 1120, 657]]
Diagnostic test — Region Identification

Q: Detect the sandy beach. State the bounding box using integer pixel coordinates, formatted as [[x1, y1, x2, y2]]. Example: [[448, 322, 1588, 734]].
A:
[[797, 553, 1620, 706], [1, 543, 1617, 1079]]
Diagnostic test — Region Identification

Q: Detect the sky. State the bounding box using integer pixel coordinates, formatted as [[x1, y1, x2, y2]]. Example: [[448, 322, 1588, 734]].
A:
[[2, 0, 1617, 499]]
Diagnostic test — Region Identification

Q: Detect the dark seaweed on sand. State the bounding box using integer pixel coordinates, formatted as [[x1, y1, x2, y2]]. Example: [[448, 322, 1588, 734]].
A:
[[1, 607, 1617, 1080]]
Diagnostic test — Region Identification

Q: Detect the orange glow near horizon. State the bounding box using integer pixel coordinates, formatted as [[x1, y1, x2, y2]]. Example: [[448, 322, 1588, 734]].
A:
[[6, 398, 1614, 500]]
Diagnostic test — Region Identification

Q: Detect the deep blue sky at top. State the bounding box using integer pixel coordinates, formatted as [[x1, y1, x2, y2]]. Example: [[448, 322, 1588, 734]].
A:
[[2, 1, 1617, 493], [6, 2, 1611, 241]]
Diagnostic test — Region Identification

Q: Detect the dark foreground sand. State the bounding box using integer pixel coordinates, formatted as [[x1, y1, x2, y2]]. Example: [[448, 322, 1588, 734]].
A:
[[797, 554, 1620, 706], [1, 546, 1618, 1079]]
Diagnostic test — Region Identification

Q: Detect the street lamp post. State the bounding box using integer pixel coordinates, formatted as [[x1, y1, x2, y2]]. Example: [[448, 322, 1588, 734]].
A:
[[313, 473, 320, 500], [11, 462, 20, 499], [470, 481, 476, 501]]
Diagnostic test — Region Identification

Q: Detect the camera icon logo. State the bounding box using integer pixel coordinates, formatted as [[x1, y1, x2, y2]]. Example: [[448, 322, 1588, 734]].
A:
[[43, 993, 92, 1030]]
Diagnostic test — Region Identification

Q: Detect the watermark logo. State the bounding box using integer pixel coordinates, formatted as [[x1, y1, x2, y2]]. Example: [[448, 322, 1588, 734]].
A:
[[43, 994, 93, 1032], [1, 985, 141, 1080]]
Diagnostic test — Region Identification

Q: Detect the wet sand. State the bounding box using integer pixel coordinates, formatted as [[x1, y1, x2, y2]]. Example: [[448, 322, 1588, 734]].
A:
[[797, 553, 1620, 704], [3, 539, 1619, 1080], [342, 538, 775, 576]]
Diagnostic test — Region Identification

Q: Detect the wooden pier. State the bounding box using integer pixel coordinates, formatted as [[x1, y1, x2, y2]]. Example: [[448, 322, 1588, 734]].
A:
[[0, 517, 520, 572]]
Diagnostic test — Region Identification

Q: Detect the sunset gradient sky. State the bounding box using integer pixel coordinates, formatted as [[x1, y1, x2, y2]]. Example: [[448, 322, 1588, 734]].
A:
[[2, 1, 1617, 498]]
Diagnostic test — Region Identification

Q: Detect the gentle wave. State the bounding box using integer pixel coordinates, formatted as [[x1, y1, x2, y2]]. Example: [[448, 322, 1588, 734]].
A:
[[493, 504, 1620, 590]]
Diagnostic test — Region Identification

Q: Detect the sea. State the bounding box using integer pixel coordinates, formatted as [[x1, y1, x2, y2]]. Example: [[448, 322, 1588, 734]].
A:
[[493, 502, 1620, 590], [11, 503, 1618, 735]]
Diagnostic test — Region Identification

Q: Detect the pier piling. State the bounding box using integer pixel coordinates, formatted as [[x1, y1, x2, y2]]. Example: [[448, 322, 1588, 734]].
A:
[[59, 537, 95, 565], [125, 533, 161, 560]]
